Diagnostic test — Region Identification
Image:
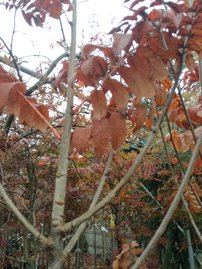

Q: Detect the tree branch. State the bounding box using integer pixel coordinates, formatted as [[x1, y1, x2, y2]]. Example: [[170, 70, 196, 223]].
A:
[[0, 182, 52, 246], [131, 131, 202, 269], [63, 150, 113, 257], [58, 53, 185, 233]]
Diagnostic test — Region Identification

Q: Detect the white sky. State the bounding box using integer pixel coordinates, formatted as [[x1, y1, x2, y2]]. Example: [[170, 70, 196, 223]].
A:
[[0, 0, 128, 72]]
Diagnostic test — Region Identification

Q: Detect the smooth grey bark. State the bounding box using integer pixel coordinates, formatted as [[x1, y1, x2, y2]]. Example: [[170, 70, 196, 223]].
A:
[[48, 0, 77, 268]]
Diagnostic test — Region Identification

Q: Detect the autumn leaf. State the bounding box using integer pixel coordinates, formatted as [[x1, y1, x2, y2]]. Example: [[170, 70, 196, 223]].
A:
[[132, 20, 154, 43], [71, 128, 91, 153], [91, 118, 110, 156], [188, 104, 202, 125], [0, 65, 17, 83], [118, 66, 156, 101], [149, 57, 168, 81], [0, 80, 59, 136], [0, 82, 26, 113], [148, 9, 182, 28], [90, 90, 107, 119], [109, 112, 126, 149], [55, 61, 69, 89], [77, 56, 108, 86], [17, 96, 50, 132], [82, 44, 115, 62], [112, 33, 132, 54], [154, 84, 166, 106], [128, 103, 146, 131], [34, 0, 67, 19], [103, 79, 129, 111]]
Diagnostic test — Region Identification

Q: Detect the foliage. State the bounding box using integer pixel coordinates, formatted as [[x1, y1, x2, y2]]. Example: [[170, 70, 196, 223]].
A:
[[1, 0, 202, 268]]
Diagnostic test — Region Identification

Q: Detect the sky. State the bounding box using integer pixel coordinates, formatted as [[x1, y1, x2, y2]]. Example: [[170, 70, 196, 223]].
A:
[[0, 0, 128, 73]]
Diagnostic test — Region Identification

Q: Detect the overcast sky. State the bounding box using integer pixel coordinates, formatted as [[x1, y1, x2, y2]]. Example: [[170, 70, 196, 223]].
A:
[[0, 0, 128, 70]]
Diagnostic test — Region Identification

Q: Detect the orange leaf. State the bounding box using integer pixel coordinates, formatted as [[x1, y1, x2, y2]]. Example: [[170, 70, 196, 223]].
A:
[[112, 260, 119, 269], [188, 104, 202, 125], [145, 118, 152, 129], [172, 130, 183, 151]]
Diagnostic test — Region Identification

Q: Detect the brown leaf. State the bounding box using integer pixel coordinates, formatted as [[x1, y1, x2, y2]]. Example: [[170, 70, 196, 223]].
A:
[[154, 84, 166, 106], [91, 118, 110, 156], [0, 82, 25, 112], [149, 58, 168, 81], [82, 44, 115, 61], [0, 65, 17, 83], [35, 0, 62, 19], [109, 112, 126, 149], [55, 61, 69, 89], [77, 56, 108, 87], [128, 104, 147, 131], [103, 79, 129, 111], [112, 33, 132, 54], [188, 104, 202, 125], [18, 97, 50, 132], [132, 20, 154, 43], [112, 259, 119, 269], [118, 66, 155, 101], [71, 128, 91, 153], [90, 90, 107, 119], [3, 82, 26, 115]]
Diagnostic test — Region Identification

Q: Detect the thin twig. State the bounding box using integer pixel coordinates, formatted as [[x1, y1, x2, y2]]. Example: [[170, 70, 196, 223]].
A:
[[60, 53, 185, 233], [131, 131, 202, 268], [63, 150, 114, 256], [0, 182, 52, 246]]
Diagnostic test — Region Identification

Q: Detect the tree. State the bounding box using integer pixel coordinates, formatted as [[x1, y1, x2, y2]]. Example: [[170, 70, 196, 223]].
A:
[[1, 0, 202, 268]]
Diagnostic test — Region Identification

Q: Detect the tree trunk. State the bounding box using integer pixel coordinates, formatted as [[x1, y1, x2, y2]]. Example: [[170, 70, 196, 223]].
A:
[[48, 0, 77, 268]]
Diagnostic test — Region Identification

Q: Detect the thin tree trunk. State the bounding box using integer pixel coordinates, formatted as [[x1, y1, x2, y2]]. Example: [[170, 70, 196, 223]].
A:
[[49, 0, 77, 268]]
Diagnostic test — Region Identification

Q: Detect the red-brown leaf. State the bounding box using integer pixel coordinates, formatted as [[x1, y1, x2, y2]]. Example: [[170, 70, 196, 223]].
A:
[[90, 90, 107, 119], [91, 118, 110, 156], [128, 104, 147, 131], [109, 112, 126, 149], [112, 33, 132, 54], [77, 56, 108, 86], [71, 128, 91, 153], [55, 61, 69, 89], [118, 66, 155, 101], [0, 82, 26, 112], [103, 79, 129, 111], [18, 97, 49, 131]]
